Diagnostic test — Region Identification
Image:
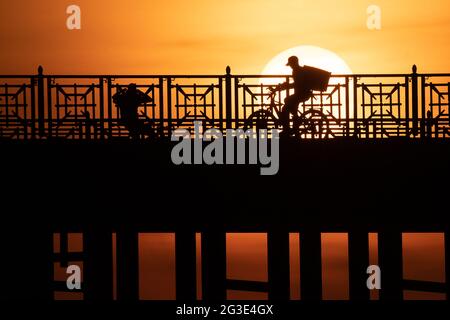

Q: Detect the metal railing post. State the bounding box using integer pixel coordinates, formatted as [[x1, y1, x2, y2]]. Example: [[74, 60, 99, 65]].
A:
[[411, 65, 419, 136], [37, 66, 45, 136], [98, 77, 105, 139], [167, 77, 173, 136], [225, 66, 232, 129]]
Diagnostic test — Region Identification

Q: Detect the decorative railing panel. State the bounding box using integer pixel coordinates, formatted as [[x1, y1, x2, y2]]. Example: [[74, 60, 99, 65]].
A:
[[0, 77, 36, 139]]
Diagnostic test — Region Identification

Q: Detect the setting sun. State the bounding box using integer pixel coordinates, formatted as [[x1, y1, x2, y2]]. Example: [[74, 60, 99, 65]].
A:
[[261, 45, 353, 84]]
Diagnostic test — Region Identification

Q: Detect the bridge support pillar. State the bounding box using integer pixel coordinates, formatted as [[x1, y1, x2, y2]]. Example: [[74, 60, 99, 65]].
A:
[[175, 231, 197, 300], [202, 230, 226, 301], [300, 230, 322, 300], [84, 227, 113, 301], [116, 229, 139, 301], [378, 230, 403, 300], [348, 231, 370, 300], [267, 231, 290, 300]]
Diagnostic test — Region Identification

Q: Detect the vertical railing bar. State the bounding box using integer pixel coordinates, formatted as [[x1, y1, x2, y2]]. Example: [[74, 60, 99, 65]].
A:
[[73, 84, 77, 124], [58, 86, 63, 136], [15, 85, 19, 137], [429, 83, 433, 118], [448, 82, 450, 127], [37, 66, 45, 137], [176, 84, 180, 127], [362, 84, 367, 137], [153, 84, 156, 121], [159, 78, 164, 136], [211, 83, 215, 125], [379, 82, 383, 138], [218, 77, 223, 131], [234, 76, 239, 129], [411, 65, 419, 136], [405, 76, 409, 136], [203, 84, 207, 123], [353, 76, 358, 138], [243, 85, 247, 120], [225, 67, 232, 129], [429, 82, 434, 138], [85, 84, 90, 117], [421, 76, 427, 138], [30, 76, 36, 138], [21, 83, 27, 139], [335, 83, 339, 125], [167, 78, 172, 136], [260, 83, 264, 117], [88, 83, 94, 139], [98, 78, 104, 139], [345, 77, 350, 136], [47, 76, 53, 138], [4, 84, 9, 127], [194, 83, 197, 120], [106, 78, 112, 138]]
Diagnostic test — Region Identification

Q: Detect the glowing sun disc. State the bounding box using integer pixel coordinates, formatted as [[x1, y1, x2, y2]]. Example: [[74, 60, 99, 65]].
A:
[[261, 45, 353, 85]]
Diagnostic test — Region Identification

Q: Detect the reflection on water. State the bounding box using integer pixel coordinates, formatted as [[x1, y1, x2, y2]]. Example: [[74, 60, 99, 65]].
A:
[[53, 232, 447, 301], [139, 233, 176, 300], [321, 233, 349, 300], [142, 233, 446, 300]]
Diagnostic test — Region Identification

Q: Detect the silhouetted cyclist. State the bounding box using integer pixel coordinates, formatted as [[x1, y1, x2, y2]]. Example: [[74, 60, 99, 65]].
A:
[[269, 56, 314, 134], [113, 83, 155, 139]]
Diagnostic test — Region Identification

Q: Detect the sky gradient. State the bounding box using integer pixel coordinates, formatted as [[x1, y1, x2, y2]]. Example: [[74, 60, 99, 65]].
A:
[[1, 0, 450, 74]]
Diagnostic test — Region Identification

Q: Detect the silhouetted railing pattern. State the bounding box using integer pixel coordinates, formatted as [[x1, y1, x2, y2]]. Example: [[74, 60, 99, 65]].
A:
[[1, 66, 449, 139]]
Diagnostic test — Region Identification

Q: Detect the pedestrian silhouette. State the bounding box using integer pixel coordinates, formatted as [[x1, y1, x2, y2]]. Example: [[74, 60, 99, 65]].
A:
[[113, 83, 156, 139], [269, 56, 330, 135]]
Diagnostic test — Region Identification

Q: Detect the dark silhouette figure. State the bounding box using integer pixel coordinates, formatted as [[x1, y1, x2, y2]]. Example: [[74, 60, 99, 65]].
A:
[[113, 83, 155, 139], [269, 56, 314, 134]]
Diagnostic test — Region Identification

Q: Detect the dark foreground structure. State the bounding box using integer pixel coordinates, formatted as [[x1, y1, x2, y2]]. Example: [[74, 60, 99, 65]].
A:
[[0, 67, 449, 315]]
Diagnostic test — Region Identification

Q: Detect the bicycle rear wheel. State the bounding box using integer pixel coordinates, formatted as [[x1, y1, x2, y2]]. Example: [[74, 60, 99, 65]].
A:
[[294, 109, 328, 139], [244, 110, 280, 131]]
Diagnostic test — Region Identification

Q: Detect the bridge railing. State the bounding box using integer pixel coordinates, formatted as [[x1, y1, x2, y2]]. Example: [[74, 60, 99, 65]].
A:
[[0, 66, 449, 140]]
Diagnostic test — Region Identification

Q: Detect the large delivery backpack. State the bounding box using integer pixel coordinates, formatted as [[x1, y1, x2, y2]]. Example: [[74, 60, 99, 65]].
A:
[[302, 66, 331, 92]]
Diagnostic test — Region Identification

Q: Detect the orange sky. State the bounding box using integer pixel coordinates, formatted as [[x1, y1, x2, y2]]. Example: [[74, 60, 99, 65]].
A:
[[1, 0, 450, 74]]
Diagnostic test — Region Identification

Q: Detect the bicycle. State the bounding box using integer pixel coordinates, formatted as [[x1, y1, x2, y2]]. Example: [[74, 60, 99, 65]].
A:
[[243, 88, 329, 138]]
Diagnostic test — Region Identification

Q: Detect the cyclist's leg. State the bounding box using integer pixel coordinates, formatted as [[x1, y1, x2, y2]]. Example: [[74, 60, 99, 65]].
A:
[[292, 93, 313, 137], [282, 95, 300, 133]]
